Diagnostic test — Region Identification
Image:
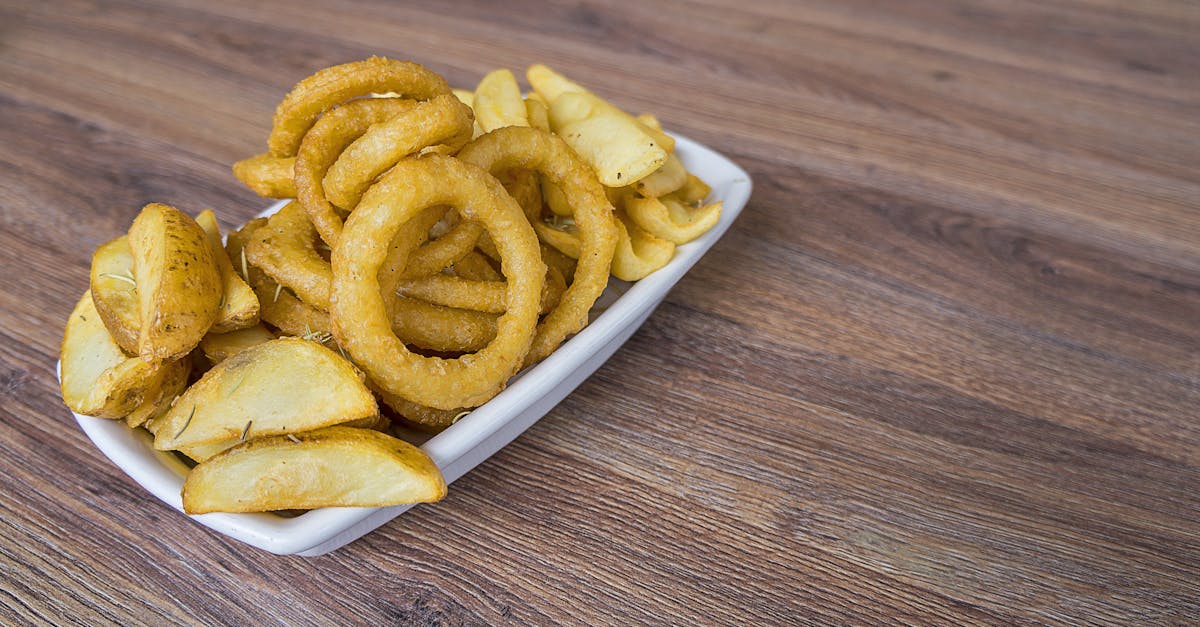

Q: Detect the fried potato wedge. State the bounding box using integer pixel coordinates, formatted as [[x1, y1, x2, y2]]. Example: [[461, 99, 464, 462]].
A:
[[130, 203, 222, 360], [525, 97, 550, 132], [474, 68, 528, 132], [181, 426, 446, 514], [175, 412, 390, 463], [549, 93, 666, 187], [528, 63, 675, 153], [198, 324, 276, 365], [125, 357, 191, 429], [196, 210, 260, 333], [89, 236, 140, 354], [632, 152, 687, 198], [152, 337, 377, 451], [60, 291, 164, 418]]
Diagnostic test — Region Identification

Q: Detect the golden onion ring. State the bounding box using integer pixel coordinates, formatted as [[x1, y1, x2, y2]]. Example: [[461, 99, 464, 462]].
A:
[[388, 296, 497, 354], [322, 94, 474, 211], [295, 98, 419, 247], [457, 126, 617, 364], [232, 153, 296, 198], [269, 57, 451, 157], [244, 200, 333, 311], [227, 218, 333, 341], [611, 210, 675, 281], [331, 154, 544, 410]]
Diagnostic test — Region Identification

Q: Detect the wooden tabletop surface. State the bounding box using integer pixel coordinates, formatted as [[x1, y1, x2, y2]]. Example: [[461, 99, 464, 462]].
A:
[[3, 0, 1198, 623]]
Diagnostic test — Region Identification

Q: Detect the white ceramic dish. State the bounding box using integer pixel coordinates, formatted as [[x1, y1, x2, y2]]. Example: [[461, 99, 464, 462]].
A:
[[65, 133, 751, 555]]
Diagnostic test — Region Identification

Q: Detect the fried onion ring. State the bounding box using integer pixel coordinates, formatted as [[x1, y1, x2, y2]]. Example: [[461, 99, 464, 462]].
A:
[[244, 201, 333, 311], [322, 94, 475, 211], [331, 154, 544, 409], [457, 127, 617, 364], [372, 386, 469, 433], [389, 296, 497, 353], [232, 153, 296, 198], [611, 210, 675, 281], [452, 250, 503, 281], [395, 265, 564, 315], [269, 57, 451, 157], [624, 191, 722, 245], [295, 98, 419, 247], [228, 218, 333, 340], [399, 218, 484, 279]]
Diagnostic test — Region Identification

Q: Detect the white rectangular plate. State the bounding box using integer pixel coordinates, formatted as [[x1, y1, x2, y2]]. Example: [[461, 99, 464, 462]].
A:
[[66, 133, 751, 555]]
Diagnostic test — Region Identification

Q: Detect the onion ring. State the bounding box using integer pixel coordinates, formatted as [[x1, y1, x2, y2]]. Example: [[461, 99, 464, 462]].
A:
[[244, 200, 332, 311], [389, 296, 497, 354], [232, 153, 296, 198], [322, 94, 474, 211], [623, 191, 721, 245], [268, 57, 451, 157], [295, 98, 419, 247], [452, 250, 502, 281], [331, 154, 544, 410], [372, 386, 468, 433], [399, 218, 483, 279], [611, 210, 675, 281], [395, 265, 564, 315], [457, 126, 617, 364], [227, 218, 333, 341]]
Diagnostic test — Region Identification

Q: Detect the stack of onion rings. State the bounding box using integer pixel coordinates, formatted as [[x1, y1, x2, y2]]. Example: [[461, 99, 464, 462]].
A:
[[229, 58, 717, 431]]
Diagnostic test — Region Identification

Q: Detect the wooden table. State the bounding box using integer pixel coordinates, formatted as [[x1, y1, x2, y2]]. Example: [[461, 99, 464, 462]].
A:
[[2, 1, 1197, 623]]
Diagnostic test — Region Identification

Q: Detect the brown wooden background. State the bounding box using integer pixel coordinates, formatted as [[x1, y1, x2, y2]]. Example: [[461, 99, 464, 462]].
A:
[[2, 0, 1198, 623]]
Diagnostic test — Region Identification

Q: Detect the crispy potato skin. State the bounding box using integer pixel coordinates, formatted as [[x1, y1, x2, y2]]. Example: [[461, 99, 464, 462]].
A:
[[152, 337, 377, 451], [60, 291, 164, 418], [89, 236, 141, 354], [182, 426, 446, 514], [195, 209, 260, 333], [129, 203, 222, 360]]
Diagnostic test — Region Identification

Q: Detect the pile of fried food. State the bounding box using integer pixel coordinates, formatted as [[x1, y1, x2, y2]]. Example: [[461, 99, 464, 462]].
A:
[[60, 58, 721, 515]]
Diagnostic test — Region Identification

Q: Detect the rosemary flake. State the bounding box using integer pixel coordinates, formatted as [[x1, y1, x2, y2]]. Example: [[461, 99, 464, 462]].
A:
[[174, 406, 196, 439], [225, 376, 245, 398], [98, 272, 137, 288], [240, 420, 253, 441]]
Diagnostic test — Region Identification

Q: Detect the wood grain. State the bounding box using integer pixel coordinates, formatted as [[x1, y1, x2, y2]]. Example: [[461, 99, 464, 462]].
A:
[[1, 0, 1198, 623]]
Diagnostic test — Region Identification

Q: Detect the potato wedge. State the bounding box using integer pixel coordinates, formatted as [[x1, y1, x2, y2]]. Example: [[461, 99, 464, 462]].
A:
[[60, 291, 164, 418], [525, 97, 550, 132], [181, 426, 446, 514], [474, 68, 528, 132], [129, 203, 222, 360], [89, 236, 140, 354], [555, 114, 666, 187], [125, 357, 191, 428], [175, 412, 391, 463], [196, 210, 260, 333], [198, 324, 276, 365], [152, 337, 377, 451], [632, 152, 687, 198], [528, 63, 675, 153]]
